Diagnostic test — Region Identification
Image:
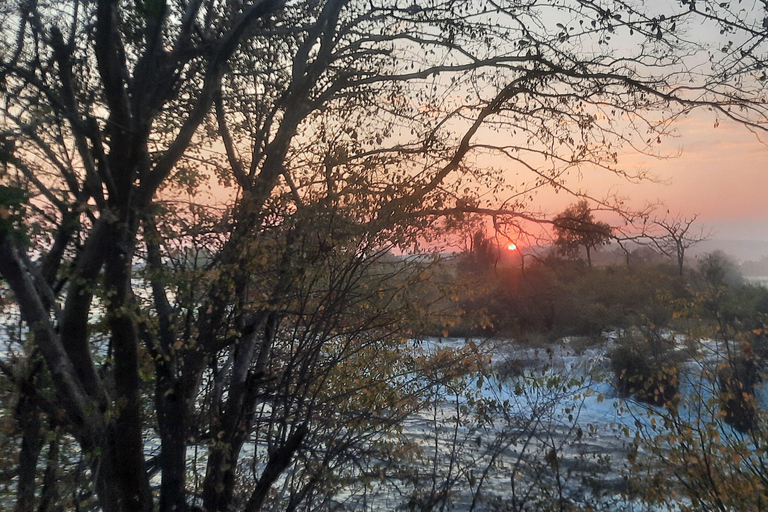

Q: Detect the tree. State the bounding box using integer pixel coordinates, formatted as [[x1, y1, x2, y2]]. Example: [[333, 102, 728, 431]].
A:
[[1, 1, 767, 511], [461, 229, 502, 273], [649, 214, 711, 277], [697, 250, 744, 289], [0, 2, 288, 511], [553, 201, 612, 268]]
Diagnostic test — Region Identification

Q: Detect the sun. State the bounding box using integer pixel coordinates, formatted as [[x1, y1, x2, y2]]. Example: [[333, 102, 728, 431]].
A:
[[507, 242, 517, 251]]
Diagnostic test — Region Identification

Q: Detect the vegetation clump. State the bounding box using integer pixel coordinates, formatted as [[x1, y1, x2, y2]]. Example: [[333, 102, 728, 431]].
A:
[[608, 329, 684, 406], [717, 348, 763, 432]]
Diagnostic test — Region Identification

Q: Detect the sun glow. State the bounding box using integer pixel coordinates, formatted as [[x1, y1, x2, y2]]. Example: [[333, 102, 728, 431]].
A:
[[507, 242, 517, 251]]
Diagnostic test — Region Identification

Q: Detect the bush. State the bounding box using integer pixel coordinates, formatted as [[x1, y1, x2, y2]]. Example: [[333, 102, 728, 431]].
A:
[[718, 351, 762, 432], [609, 330, 682, 406]]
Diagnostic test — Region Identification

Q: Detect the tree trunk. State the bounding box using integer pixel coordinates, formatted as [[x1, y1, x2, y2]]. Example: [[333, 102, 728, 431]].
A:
[[102, 220, 153, 512], [37, 426, 62, 512], [244, 424, 308, 512], [14, 387, 43, 512], [156, 375, 191, 512], [201, 391, 255, 512], [202, 321, 264, 512], [203, 444, 241, 512]]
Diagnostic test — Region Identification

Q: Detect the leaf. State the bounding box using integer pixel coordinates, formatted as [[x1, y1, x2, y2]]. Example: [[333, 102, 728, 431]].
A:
[[545, 448, 558, 470]]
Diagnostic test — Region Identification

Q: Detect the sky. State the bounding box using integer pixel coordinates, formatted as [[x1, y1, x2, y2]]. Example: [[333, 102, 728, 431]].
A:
[[197, 110, 768, 248], [527, 112, 768, 242], [474, 1, 768, 244], [192, 4, 768, 246]]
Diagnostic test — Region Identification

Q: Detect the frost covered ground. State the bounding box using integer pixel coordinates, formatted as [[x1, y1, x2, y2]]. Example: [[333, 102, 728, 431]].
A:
[[3, 331, 759, 510], [364, 333, 760, 511], [385, 335, 641, 510]]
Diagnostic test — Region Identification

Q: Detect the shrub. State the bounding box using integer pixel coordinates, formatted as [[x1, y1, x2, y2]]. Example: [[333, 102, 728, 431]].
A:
[[717, 351, 762, 432], [609, 331, 681, 406]]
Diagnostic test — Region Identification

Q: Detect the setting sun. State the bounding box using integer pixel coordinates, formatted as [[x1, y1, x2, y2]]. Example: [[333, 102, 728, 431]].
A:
[[507, 242, 517, 251]]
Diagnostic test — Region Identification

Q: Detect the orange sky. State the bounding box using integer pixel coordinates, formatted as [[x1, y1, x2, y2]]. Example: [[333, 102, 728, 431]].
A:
[[524, 112, 768, 241], [190, 109, 767, 246]]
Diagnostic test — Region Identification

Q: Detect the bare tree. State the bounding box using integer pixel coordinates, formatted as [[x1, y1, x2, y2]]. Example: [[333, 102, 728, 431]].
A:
[[649, 214, 711, 277]]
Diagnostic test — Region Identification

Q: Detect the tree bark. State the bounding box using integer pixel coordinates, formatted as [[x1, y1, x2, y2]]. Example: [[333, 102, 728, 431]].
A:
[[201, 332, 260, 512], [14, 384, 43, 512], [244, 424, 308, 512], [102, 219, 153, 512], [37, 425, 62, 512], [156, 374, 190, 512]]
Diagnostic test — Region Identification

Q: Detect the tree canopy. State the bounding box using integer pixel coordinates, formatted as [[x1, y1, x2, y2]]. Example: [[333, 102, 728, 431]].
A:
[[553, 200, 612, 267], [0, 1, 767, 511]]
